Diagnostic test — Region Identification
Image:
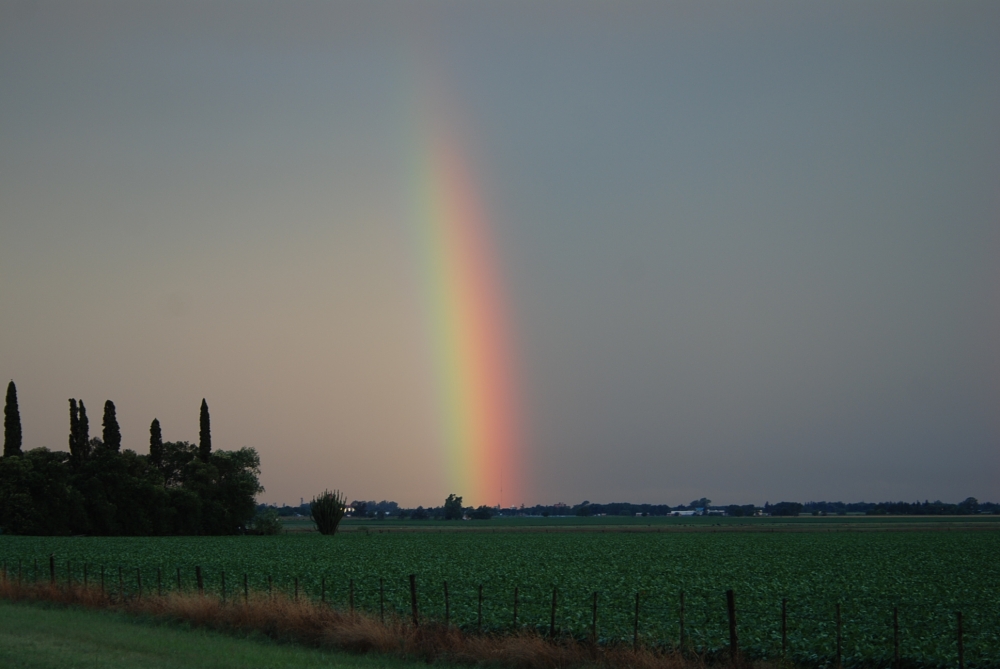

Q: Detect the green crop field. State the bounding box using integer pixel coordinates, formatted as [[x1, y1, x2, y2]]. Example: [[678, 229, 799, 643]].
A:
[[2, 522, 999, 668]]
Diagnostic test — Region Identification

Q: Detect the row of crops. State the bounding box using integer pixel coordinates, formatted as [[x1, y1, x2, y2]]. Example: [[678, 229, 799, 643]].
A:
[[2, 530, 998, 667]]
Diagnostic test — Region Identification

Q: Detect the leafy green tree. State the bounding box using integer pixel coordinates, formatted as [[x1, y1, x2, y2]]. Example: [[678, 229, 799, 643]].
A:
[[149, 419, 163, 466], [102, 400, 121, 452], [199, 399, 211, 462], [3, 380, 22, 457], [444, 493, 464, 520], [310, 489, 347, 535]]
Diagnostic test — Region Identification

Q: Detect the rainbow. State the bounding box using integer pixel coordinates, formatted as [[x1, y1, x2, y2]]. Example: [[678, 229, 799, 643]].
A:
[[410, 102, 522, 509]]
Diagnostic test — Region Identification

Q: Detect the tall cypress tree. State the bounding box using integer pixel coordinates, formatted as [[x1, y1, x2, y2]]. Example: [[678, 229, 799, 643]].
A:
[[149, 418, 163, 466], [102, 400, 121, 452], [78, 400, 90, 459], [4, 380, 22, 457], [68, 398, 80, 459], [198, 399, 211, 462]]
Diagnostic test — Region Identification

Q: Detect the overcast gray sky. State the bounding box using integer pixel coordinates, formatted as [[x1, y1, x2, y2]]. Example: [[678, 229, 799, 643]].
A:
[[2, 1, 998, 507]]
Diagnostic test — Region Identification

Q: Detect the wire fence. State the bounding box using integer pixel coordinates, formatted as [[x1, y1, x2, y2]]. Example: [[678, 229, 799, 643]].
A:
[[3, 554, 999, 668]]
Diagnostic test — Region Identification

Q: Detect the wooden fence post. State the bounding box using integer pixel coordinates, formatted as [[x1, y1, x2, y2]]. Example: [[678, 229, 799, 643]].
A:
[[195, 566, 203, 596], [101, 565, 105, 594], [221, 571, 226, 604], [294, 577, 299, 602], [726, 589, 738, 665], [49, 554, 55, 585], [409, 574, 419, 627], [157, 567, 162, 597], [835, 603, 842, 669], [550, 587, 558, 639], [137, 568, 142, 601], [477, 584, 483, 632], [267, 575, 272, 599], [67, 561, 71, 589], [781, 598, 787, 657], [893, 606, 899, 669], [957, 611, 964, 669], [679, 591, 685, 650], [592, 591, 598, 643], [84, 564, 88, 588], [633, 591, 641, 650], [513, 586, 519, 629], [444, 581, 450, 627], [321, 575, 326, 604], [244, 574, 249, 604], [176, 567, 181, 593]]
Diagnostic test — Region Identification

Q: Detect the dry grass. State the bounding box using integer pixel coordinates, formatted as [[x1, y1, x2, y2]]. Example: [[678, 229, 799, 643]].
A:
[[0, 578, 778, 669]]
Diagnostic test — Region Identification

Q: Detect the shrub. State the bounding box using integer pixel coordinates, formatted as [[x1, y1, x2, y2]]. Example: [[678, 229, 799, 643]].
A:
[[247, 508, 282, 535], [310, 489, 347, 535]]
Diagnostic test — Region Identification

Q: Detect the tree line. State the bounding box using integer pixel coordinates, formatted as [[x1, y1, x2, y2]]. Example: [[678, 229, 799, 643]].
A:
[[263, 495, 999, 521], [1, 380, 262, 536]]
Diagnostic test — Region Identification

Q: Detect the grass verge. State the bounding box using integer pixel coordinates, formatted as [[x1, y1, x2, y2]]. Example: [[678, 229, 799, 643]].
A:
[[0, 578, 773, 669], [0, 598, 427, 669]]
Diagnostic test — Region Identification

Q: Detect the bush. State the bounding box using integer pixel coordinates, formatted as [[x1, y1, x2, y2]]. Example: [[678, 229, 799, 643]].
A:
[[247, 508, 282, 535], [310, 489, 346, 535]]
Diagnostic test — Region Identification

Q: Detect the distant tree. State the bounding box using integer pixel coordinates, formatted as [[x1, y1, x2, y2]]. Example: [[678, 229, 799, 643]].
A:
[[351, 501, 369, 518], [958, 497, 980, 515], [310, 489, 347, 535], [470, 505, 493, 520], [149, 419, 163, 466], [575, 501, 591, 517], [444, 493, 464, 520], [690, 498, 712, 513], [4, 381, 22, 457], [411, 506, 429, 520], [102, 400, 121, 452], [768, 502, 803, 517], [199, 399, 211, 462]]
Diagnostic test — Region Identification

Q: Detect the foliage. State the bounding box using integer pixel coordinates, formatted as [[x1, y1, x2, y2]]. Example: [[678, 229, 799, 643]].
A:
[[443, 494, 463, 520], [67, 399, 91, 464], [3, 380, 22, 457], [0, 441, 262, 536], [148, 419, 163, 467], [766, 501, 803, 516], [310, 489, 346, 535], [102, 400, 121, 452], [469, 505, 493, 520], [199, 399, 211, 462], [247, 508, 283, 535]]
